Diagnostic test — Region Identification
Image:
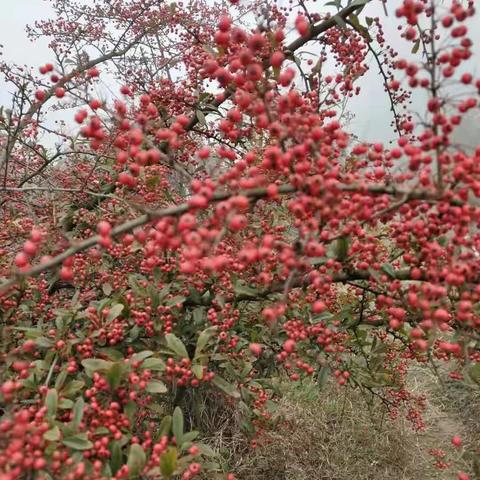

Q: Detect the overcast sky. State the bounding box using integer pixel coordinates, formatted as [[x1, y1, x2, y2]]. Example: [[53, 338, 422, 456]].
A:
[[1, 0, 479, 148]]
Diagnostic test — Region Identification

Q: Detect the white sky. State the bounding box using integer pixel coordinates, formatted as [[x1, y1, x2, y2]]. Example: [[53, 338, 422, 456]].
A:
[[0, 0, 479, 147]]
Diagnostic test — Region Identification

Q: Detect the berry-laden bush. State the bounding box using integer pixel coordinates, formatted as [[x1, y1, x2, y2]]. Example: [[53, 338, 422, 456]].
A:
[[1, 0, 480, 478]]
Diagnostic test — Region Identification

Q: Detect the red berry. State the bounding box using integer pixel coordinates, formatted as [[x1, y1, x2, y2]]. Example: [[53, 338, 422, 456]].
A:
[[451, 435, 462, 447], [60, 266, 73, 281], [218, 16, 232, 32], [270, 51, 285, 68], [14, 252, 29, 268], [312, 301, 327, 313], [89, 99, 102, 110], [35, 90, 46, 101], [295, 17, 309, 37], [249, 343, 262, 357], [283, 339, 296, 353], [55, 87, 65, 98], [229, 214, 247, 231], [23, 241, 37, 257], [97, 220, 112, 236]]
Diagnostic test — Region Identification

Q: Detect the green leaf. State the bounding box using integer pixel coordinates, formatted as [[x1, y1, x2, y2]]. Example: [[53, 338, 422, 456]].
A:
[[411, 38, 420, 54], [191, 364, 204, 379], [159, 415, 172, 437], [141, 357, 165, 371], [110, 441, 123, 475], [350, 0, 371, 6], [348, 14, 372, 41], [196, 442, 217, 457], [36, 336, 54, 348], [45, 388, 58, 417], [212, 375, 240, 399], [194, 326, 217, 358], [172, 407, 184, 446], [107, 304, 124, 322], [192, 307, 204, 324], [62, 433, 93, 451], [165, 333, 189, 359], [159, 447, 177, 478], [58, 398, 74, 409], [106, 362, 127, 390], [312, 311, 334, 323], [125, 401, 137, 423], [317, 365, 330, 388], [234, 282, 260, 299], [61, 380, 85, 397], [131, 350, 154, 363], [128, 325, 141, 341], [102, 283, 113, 296], [44, 425, 61, 442], [182, 430, 199, 445], [325, 0, 341, 7], [72, 397, 85, 427], [127, 444, 146, 478], [333, 14, 348, 31], [54, 369, 68, 390], [145, 380, 167, 394], [202, 45, 217, 57], [381, 263, 396, 279], [334, 236, 349, 261], [196, 109, 207, 126], [214, 294, 226, 309], [165, 295, 186, 307], [99, 348, 124, 361], [81, 358, 113, 374]]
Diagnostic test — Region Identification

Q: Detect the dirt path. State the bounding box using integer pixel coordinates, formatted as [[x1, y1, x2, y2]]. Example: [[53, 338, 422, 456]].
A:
[[408, 364, 478, 479]]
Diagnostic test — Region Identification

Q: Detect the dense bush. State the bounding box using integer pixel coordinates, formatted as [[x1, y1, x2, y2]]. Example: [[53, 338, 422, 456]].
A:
[[1, 0, 480, 478]]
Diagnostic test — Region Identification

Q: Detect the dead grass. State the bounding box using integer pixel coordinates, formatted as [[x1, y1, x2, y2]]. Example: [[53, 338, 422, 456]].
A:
[[230, 379, 437, 480], [219, 370, 480, 480], [194, 362, 480, 479]]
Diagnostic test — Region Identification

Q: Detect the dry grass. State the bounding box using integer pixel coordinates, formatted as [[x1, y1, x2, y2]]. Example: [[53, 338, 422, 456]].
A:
[[231, 379, 437, 480], [214, 370, 480, 480], [193, 362, 480, 479]]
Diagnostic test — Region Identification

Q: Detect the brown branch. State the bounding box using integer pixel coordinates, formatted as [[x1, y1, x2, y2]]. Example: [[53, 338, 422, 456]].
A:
[[285, 2, 369, 53]]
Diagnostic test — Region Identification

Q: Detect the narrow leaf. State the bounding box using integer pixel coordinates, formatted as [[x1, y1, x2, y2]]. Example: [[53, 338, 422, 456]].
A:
[[127, 444, 146, 478], [45, 388, 58, 417], [172, 407, 184, 446], [212, 375, 240, 399], [107, 304, 124, 322], [145, 380, 167, 394], [165, 333, 189, 359]]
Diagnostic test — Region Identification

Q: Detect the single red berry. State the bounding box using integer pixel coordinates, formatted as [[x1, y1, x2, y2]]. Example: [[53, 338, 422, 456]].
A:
[[283, 339, 296, 353], [55, 87, 65, 98], [249, 343, 262, 357], [14, 252, 29, 268], [97, 220, 112, 236], [452, 435, 462, 447], [60, 266, 73, 281], [35, 90, 46, 101], [270, 51, 285, 69]]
